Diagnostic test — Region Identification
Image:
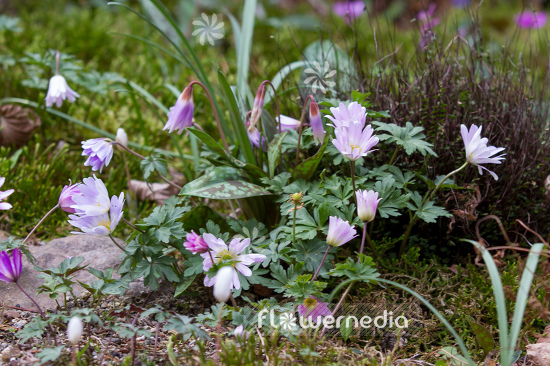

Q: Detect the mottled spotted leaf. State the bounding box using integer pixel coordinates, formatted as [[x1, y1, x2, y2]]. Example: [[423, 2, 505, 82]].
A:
[[466, 316, 495, 356]]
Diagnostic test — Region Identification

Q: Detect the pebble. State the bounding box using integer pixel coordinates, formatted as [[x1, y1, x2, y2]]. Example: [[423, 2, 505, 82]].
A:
[[2, 346, 13, 362]]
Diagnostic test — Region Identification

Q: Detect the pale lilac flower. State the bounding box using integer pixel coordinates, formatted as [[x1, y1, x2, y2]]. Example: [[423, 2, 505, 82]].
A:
[[115, 128, 128, 148], [452, 0, 471, 7], [515, 11, 548, 29], [333, 1, 365, 23], [0, 177, 14, 211], [68, 193, 124, 236], [200, 234, 266, 290], [67, 316, 83, 345], [164, 85, 194, 134], [249, 84, 266, 132], [213, 265, 235, 303], [325, 102, 367, 129], [70, 175, 111, 216], [332, 121, 379, 161], [246, 118, 267, 150], [356, 190, 382, 223], [234, 325, 250, 344], [81, 138, 114, 173], [309, 101, 325, 144], [298, 296, 332, 324], [326, 216, 357, 247], [461, 124, 506, 180], [0, 248, 22, 283], [184, 231, 209, 254], [275, 115, 301, 132], [418, 3, 440, 31], [45, 75, 80, 108], [59, 182, 81, 214]]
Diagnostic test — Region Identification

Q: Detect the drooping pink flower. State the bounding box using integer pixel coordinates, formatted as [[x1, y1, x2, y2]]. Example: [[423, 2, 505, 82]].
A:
[[45, 75, 80, 108], [275, 115, 301, 132], [164, 85, 194, 134], [326, 101, 367, 129], [0, 177, 14, 211], [332, 121, 379, 161], [249, 84, 266, 132], [81, 138, 114, 173], [326, 216, 357, 247], [309, 101, 325, 145], [298, 296, 332, 324], [184, 231, 209, 254], [200, 234, 266, 290], [356, 190, 381, 223], [333, 1, 366, 23], [59, 182, 82, 213], [234, 325, 250, 344], [0, 248, 22, 283], [461, 124, 506, 180], [515, 11, 548, 29]]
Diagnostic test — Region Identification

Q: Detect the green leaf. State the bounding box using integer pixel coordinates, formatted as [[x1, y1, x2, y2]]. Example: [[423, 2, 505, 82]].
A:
[[180, 205, 231, 234], [294, 240, 333, 274], [187, 128, 228, 159], [292, 132, 330, 180], [175, 274, 197, 297], [373, 121, 437, 157], [268, 132, 288, 178], [406, 192, 452, 223], [437, 346, 470, 366], [180, 166, 272, 199], [37, 346, 65, 363], [465, 316, 495, 355], [140, 154, 168, 180], [340, 316, 354, 341]]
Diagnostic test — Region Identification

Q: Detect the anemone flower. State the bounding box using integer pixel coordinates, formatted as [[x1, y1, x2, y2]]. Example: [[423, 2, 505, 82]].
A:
[[326, 216, 357, 247], [332, 121, 379, 161], [234, 325, 250, 344], [164, 85, 194, 134], [298, 296, 332, 324], [213, 265, 235, 303], [0, 177, 14, 211], [309, 101, 325, 145], [59, 183, 81, 213], [184, 231, 209, 254], [325, 101, 367, 129], [67, 316, 83, 345], [68, 193, 124, 236], [45, 75, 80, 108], [515, 11, 548, 29], [356, 190, 382, 223], [275, 115, 301, 132], [461, 124, 506, 180], [200, 234, 266, 290], [81, 138, 114, 173], [70, 175, 111, 216], [0, 248, 22, 283], [333, 1, 366, 23]]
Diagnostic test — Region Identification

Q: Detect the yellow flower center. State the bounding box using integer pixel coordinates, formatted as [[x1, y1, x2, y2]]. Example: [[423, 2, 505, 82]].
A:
[[304, 298, 317, 308], [216, 249, 237, 263], [98, 220, 111, 231], [350, 144, 362, 152]]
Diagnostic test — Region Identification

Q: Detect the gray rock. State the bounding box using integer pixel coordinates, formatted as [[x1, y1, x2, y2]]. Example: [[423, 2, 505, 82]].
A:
[[0, 235, 125, 311]]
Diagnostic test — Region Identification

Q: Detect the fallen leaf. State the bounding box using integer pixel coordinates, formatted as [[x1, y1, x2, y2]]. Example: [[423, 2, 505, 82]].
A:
[[527, 343, 550, 366]]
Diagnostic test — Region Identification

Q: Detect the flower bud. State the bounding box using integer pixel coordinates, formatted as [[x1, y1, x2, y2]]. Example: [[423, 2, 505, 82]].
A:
[[355, 190, 382, 223], [183, 231, 209, 254], [309, 101, 325, 145], [290, 192, 303, 205], [213, 265, 236, 303], [115, 128, 128, 149], [67, 316, 83, 345], [248, 84, 266, 132], [59, 183, 81, 213]]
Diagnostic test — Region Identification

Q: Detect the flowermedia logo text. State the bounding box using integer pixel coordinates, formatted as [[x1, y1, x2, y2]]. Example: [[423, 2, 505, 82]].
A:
[[257, 309, 410, 331]]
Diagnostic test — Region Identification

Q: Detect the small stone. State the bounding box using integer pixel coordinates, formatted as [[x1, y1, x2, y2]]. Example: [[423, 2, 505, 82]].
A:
[[3, 311, 20, 319], [1, 346, 17, 362]]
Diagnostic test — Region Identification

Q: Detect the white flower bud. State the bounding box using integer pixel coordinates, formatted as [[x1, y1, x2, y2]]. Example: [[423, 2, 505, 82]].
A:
[[213, 266, 235, 303], [67, 316, 83, 345], [115, 128, 128, 148]]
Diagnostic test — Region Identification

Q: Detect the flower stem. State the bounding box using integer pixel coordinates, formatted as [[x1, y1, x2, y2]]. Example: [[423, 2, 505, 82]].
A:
[[295, 95, 315, 166], [113, 142, 183, 190], [350, 160, 357, 206], [398, 161, 469, 258], [23, 203, 60, 244], [388, 146, 401, 165], [320, 281, 355, 337], [122, 217, 144, 233], [189, 81, 230, 154], [311, 245, 331, 281], [108, 235, 126, 253], [15, 281, 46, 319], [55, 50, 60, 75], [292, 203, 298, 244], [359, 221, 378, 259]]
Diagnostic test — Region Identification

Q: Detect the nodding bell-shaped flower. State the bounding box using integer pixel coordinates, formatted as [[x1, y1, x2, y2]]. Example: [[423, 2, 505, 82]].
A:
[[0, 177, 14, 211], [67, 316, 83, 345], [164, 85, 194, 134], [115, 128, 128, 149], [248, 84, 266, 132], [213, 265, 236, 303], [45, 75, 80, 108], [326, 216, 357, 247], [275, 115, 301, 132], [59, 182, 82, 214], [355, 190, 382, 223], [309, 101, 325, 145], [81, 138, 114, 173], [0, 248, 22, 283]]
